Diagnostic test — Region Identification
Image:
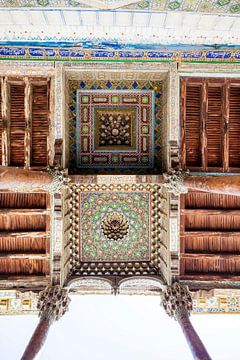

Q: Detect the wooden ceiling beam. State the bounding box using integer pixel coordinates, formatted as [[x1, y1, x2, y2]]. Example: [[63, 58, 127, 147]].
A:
[[0, 275, 49, 281], [182, 253, 240, 259], [0, 231, 50, 238], [182, 209, 240, 216], [0, 253, 49, 259], [180, 274, 240, 281], [181, 231, 240, 237], [0, 209, 49, 215]]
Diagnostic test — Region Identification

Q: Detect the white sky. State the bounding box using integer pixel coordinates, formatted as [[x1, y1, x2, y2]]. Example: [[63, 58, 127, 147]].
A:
[[0, 295, 238, 360]]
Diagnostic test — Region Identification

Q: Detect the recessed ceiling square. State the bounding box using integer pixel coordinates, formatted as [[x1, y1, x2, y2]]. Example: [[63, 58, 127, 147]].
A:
[[79, 191, 151, 262], [94, 107, 137, 151], [76, 90, 154, 168], [69, 182, 162, 276]]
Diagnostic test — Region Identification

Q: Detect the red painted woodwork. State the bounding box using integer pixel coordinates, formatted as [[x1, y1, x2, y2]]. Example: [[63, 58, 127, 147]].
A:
[[0, 77, 50, 169], [0, 192, 50, 279], [178, 314, 211, 360], [180, 191, 240, 280], [180, 77, 240, 172], [21, 318, 51, 360]]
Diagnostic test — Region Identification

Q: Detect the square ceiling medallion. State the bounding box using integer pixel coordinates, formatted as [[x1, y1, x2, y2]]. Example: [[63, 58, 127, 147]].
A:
[[80, 191, 150, 262], [76, 90, 154, 168], [69, 183, 162, 276]]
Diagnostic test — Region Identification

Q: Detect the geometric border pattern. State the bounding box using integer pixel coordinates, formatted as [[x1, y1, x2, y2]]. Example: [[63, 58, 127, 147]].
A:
[[68, 79, 162, 172], [68, 183, 162, 277], [1, 47, 240, 63]]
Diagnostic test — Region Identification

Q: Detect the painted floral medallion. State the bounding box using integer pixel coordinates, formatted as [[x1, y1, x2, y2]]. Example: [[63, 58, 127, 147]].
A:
[[79, 191, 151, 262], [76, 89, 154, 168], [69, 182, 163, 276]]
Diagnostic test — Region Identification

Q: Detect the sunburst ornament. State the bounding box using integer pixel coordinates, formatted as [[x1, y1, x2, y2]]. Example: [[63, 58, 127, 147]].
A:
[[101, 212, 129, 241]]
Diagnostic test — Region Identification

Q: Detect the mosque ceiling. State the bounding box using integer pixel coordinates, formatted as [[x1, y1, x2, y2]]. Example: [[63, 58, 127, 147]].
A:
[[76, 90, 154, 169], [66, 182, 165, 278], [68, 79, 162, 173]]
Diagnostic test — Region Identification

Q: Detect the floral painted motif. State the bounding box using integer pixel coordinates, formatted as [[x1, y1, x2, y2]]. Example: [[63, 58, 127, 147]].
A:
[[68, 80, 162, 172], [79, 191, 151, 262]]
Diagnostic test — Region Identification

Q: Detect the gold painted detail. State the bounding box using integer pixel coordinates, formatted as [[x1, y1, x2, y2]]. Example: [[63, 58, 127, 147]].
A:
[[0, 290, 38, 315]]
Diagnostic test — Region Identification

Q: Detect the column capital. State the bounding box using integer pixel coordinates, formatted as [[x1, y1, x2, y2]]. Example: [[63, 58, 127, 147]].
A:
[[163, 168, 190, 196], [161, 282, 193, 321], [37, 285, 70, 324], [41, 167, 70, 194]]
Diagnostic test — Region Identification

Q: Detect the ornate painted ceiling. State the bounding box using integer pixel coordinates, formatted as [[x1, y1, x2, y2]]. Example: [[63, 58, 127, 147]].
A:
[[0, 0, 240, 14], [0, 6, 239, 49], [66, 181, 165, 278]]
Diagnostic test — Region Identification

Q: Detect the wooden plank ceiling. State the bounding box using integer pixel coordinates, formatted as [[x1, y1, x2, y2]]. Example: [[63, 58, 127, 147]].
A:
[[0, 77, 51, 286], [180, 191, 240, 281], [0, 192, 50, 281], [180, 77, 240, 172], [0, 77, 50, 169]]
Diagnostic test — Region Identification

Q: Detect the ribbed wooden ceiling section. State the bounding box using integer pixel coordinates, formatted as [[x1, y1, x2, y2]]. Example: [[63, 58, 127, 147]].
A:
[[0, 192, 50, 280], [9, 82, 25, 167], [180, 191, 240, 280], [180, 77, 240, 172], [0, 77, 50, 169], [32, 83, 49, 167], [0, 82, 2, 164]]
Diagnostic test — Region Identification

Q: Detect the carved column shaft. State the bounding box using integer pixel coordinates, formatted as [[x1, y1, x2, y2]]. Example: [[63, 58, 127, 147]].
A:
[[175, 306, 211, 360], [162, 283, 211, 360], [21, 286, 70, 360], [0, 166, 69, 194], [21, 319, 51, 360]]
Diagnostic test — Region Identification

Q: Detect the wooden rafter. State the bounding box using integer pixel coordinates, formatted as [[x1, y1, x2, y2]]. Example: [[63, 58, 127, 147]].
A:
[[0, 192, 50, 282], [180, 191, 240, 280]]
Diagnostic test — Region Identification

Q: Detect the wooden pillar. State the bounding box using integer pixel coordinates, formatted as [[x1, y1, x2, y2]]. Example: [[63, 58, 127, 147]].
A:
[[162, 283, 212, 360], [0, 166, 69, 193], [21, 285, 70, 360], [164, 169, 240, 197], [21, 319, 51, 360]]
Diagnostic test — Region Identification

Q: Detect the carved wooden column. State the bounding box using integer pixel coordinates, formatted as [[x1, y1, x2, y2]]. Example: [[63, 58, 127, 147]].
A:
[[162, 283, 211, 360], [0, 166, 69, 194], [164, 169, 240, 196], [21, 285, 70, 360]]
